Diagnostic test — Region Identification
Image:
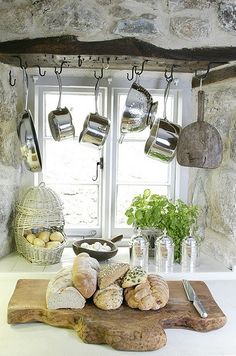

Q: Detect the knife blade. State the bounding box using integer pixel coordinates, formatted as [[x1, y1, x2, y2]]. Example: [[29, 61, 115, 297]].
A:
[[182, 280, 208, 318]]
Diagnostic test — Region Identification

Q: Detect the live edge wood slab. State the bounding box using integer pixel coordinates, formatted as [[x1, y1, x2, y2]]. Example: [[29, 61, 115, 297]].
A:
[[8, 279, 226, 352]]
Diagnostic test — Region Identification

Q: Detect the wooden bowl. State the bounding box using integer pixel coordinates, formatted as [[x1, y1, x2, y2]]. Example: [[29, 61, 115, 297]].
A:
[[72, 238, 118, 261]]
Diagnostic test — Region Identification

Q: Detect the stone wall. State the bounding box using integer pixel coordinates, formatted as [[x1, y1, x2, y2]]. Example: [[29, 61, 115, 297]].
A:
[[0, 63, 22, 258], [188, 79, 236, 269], [0, 1, 235, 48]]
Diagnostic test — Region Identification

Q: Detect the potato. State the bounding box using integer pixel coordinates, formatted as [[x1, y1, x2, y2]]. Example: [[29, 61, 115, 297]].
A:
[[26, 233, 36, 245], [46, 241, 61, 249], [38, 231, 51, 243], [49, 231, 64, 243], [33, 238, 45, 247]]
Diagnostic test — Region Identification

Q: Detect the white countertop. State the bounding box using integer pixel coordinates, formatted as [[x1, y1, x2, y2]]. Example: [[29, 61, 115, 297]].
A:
[[0, 248, 236, 356]]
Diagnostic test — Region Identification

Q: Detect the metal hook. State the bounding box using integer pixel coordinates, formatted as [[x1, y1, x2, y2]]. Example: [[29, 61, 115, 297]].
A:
[[165, 65, 174, 83], [92, 157, 104, 181], [194, 62, 211, 81], [9, 71, 16, 86], [78, 55, 83, 67], [35, 65, 46, 77], [127, 65, 137, 81], [54, 60, 67, 75], [94, 67, 104, 80], [135, 60, 148, 76], [13, 55, 27, 69], [102, 57, 110, 70]]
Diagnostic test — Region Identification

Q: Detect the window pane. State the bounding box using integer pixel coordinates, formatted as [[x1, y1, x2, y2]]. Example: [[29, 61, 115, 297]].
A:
[[45, 92, 101, 137], [49, 184, 99, 228], [116, 185, 169, 226], [118, 142, 170, 184], [43, 140, 100, 184]]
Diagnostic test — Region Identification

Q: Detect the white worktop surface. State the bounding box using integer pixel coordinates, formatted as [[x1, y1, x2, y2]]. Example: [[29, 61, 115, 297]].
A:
[[0, 248, 236, 356]]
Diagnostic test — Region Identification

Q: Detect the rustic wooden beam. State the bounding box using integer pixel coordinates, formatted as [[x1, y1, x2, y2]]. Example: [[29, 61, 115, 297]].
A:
[[192, 65, 236, 88], [0, 36, 235, 61]]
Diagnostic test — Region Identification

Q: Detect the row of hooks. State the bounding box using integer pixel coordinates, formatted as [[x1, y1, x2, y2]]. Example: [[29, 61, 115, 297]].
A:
[[8, 54, 212, 87]]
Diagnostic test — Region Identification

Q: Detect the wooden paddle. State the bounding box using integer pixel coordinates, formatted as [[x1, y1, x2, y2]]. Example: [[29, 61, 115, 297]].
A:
[[177, 90, 223, 169]]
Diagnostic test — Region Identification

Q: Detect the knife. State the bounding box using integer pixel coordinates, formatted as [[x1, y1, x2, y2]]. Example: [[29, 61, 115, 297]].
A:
[[182, 280, 208, 318]]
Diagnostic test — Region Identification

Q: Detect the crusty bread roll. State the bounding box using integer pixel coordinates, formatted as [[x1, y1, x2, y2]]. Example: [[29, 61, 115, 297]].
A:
[[98, 263, 130, 289], [124, 274, 169, 311], [122, 266, 147, 288], [93, 283, 123, 310], [46, 267, 86, 309], [72, 252, 100, 298], [26, 233, 36, 244]]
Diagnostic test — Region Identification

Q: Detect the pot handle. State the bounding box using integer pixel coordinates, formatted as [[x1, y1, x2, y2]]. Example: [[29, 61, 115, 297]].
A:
[[22, 66, 29, 112], [56, 71, 62, 110], [110, 235, 123, 243], [163, 80, 171, 120], [197, 90, 205, 122]]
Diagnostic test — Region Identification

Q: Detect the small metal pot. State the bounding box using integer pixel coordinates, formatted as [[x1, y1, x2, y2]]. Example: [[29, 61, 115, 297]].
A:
[[145, 79, 181, 162], [120, 81, 158, 134], [48, 71, 75, 141], [144, 118, 179, 162], [79, 77, 110, 147]]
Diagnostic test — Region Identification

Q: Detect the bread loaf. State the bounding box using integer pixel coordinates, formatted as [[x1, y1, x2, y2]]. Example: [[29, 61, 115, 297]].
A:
[[46, 267, 86, 309], [72, 252, 100, 298], [122, 266, 147, 288], [93, 283, 123, 310], [124, 274, 169, 311], [98, 263, 130, 289]]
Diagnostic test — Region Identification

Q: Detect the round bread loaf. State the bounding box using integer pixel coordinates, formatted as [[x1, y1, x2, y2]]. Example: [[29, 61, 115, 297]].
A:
[[93, 283, 123, 310], [124, 274, 169, 311]]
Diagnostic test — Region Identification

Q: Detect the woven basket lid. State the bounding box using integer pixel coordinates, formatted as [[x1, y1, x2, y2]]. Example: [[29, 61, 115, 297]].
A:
[[16, 182, 63, 215]]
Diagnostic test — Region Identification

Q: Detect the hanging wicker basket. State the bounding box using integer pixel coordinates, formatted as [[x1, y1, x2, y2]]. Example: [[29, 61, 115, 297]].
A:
[[14, 182, 66, 265]]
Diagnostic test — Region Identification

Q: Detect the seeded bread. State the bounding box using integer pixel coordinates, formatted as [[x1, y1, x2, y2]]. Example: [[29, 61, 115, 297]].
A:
[[124, 274, 169, 311], [122, 266, 147, 288], [46, 267, 86, 309], [93, 283, 123, 310], [98, 263, 130, 289]]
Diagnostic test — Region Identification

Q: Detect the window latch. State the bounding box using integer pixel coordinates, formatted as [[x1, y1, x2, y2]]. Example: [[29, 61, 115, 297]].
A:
[[92, 157, 104, 181]]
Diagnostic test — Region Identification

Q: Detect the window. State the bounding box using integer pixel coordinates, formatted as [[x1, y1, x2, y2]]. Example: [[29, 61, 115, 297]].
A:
[[32, 72, 186, 238]]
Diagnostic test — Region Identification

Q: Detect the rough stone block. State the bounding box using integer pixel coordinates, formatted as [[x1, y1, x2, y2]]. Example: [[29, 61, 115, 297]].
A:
[[218, 1, 236, 33], [113, 18, 160, 36], [170, 16, 209, 40], [168, 0, 215, 11]]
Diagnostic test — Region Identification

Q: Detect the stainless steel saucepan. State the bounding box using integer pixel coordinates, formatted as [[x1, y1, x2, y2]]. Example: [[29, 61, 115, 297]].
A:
[[79, 77, 110, 147], [144, 78, 181, 162], [48, 70, 75, 141], [17, 67, 42, 172]]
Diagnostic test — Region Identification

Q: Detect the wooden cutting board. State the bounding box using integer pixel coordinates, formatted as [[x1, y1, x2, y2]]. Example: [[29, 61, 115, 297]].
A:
[[8, 279, 226, 352]]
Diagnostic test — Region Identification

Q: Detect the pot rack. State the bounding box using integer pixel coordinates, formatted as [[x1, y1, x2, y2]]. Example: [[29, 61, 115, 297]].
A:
[[0, 35, 236, 86]]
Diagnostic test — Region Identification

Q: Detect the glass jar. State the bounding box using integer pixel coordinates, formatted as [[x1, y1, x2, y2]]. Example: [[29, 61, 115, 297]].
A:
[[129, 228, 149, 271], [155, 232, 174, 272], [181, 234, 199, 272]]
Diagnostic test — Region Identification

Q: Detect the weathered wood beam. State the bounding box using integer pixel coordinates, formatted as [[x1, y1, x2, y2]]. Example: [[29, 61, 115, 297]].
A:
[[0, 36, 235, 61], [192, 65, 236, 88]]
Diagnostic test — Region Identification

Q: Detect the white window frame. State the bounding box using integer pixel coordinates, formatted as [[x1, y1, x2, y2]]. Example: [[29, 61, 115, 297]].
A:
[[27, 71, 192, 239]]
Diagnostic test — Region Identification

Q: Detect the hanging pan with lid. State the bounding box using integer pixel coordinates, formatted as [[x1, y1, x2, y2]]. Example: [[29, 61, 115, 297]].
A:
[[17, 66, 42, 173], [177, 84, 223, 169]]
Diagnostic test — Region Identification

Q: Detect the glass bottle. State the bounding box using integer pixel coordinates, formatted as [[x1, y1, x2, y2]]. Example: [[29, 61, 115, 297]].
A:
[[181, 233, 199, 272], [129, 228, 149, 271], [155, 231, 174, 272]]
